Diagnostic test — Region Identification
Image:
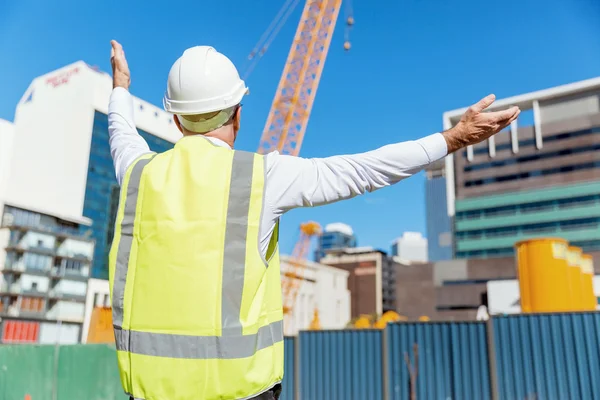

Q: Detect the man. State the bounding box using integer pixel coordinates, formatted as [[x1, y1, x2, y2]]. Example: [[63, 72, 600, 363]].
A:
[[107, 40, 519, 400]]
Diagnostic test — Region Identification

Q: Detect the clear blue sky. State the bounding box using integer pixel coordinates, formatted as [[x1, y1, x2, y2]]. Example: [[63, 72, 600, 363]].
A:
[[1, 0, 599, 257]]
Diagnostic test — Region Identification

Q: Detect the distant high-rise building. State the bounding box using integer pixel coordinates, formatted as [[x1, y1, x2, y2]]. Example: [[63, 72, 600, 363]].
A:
[[314, 223, 357, 261], [391, 232, 428, 263], [321, 247, 396, 317], [444, 77, 600, 259], [425, 160, 453, 261]]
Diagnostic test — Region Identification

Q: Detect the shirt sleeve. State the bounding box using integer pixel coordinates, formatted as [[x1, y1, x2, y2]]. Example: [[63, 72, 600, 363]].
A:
[[264, 133, 448, 215], [108, 87, 152, 185]]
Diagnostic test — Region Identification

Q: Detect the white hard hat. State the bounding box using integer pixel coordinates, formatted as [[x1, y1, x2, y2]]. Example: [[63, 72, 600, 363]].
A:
[[163, 46, 248, 116]]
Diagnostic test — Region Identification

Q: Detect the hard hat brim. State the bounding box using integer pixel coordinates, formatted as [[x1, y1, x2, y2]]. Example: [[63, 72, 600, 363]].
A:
[[163, 82, 249, 115]]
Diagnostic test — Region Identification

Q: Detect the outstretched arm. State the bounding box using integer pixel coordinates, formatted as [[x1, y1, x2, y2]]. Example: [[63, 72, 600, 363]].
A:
[[267, 94, 520, 215], [108, 40, 151, 185], [266, 133, 446, 213]]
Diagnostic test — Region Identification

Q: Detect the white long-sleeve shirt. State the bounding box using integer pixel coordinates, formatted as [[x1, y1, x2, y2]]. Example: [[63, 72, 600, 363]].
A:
[[108, 87, 448, 256]]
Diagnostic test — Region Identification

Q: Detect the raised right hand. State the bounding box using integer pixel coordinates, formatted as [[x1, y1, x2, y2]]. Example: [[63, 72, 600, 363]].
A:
[[443, 94, 520, 153]]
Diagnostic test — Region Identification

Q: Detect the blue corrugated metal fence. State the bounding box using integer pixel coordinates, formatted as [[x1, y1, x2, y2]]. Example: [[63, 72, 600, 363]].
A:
[[386, 322, 491, 400], [280, 313, 600, 399], [299, 330, 384, 400], [281, 337, 296, 400], [493, 313, 600, 400]]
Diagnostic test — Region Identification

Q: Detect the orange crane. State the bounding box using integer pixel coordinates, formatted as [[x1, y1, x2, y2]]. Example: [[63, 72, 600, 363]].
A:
[[282, 222, 322, 322], [251, 0, 353, 324], [256, 0, 350, 156]]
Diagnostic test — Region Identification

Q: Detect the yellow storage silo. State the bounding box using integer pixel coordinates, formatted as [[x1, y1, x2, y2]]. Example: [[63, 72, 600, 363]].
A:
[[581, 255, 596, 311], [515, 238, 569, 313], [567, 246, 583, 311]]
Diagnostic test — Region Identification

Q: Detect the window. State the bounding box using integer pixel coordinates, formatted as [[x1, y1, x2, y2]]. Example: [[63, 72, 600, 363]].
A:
[[106, 184, 121, 247], [463, 126, 600, 160], [20, 297, 44, 312], [24, 253, 51, 270], [520, 200, 554, 213], [465, 160, 600, 187], [457, 218, 600, 243], [457, 195, 600, 221], [484, 205, 516, 217]]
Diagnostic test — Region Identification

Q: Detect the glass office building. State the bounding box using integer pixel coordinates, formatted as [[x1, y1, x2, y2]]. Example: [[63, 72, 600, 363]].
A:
[[314, 223, 357, 261], [83, 112, 174, 279], [425, 160, 453, 261]]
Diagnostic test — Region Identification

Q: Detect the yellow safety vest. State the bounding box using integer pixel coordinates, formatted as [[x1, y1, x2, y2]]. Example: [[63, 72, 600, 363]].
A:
[[108, 136, 284, 400]]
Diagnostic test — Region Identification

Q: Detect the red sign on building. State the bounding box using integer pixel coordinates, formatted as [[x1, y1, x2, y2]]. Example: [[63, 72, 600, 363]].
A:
[[46, 67, 80, 88]]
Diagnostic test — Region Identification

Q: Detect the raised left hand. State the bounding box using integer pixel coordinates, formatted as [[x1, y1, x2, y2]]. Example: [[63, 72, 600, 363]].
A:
[[110, 40, 131, 90]]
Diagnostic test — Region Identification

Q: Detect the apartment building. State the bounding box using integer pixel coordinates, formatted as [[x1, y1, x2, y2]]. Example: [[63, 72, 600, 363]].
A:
[[443, 77, 600, 258], [0, 206, 94, 343], [320, 248, 396, 318]]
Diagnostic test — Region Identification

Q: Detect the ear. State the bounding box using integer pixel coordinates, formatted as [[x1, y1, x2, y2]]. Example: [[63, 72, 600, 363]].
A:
[[233, 106, 242, 133], [173, 115, 184, 133]]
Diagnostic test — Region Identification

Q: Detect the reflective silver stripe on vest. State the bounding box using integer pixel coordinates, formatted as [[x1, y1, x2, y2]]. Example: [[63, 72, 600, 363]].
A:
[[112, 156, 155, 328], [113, 149, 282, 360], [222, 150, 255, 335], [115, 320, 283, 359]]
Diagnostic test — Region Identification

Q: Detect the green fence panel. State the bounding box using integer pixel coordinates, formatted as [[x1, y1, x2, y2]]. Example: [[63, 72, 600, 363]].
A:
[[56, 344, 127, 400], [0, 345, 55, 400]]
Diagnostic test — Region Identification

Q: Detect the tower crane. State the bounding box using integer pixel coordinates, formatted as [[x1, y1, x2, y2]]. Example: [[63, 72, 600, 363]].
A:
[[249, 0, 354, 326], [256, 0, 351, 156]]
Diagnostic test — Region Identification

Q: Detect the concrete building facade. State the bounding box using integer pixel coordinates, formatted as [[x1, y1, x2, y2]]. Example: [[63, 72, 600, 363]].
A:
[[0, 205, 95, 343], [391, 232, 428, 263], [443, 77, 600, 258], [280, 256, 351, 335], [320, 248, 396, 318]]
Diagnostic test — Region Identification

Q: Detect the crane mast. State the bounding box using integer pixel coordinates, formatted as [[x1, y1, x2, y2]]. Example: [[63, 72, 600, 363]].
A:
[[257, 0, 343, 156]]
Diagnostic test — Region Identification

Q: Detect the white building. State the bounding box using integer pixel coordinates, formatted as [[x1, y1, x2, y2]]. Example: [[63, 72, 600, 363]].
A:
[[0, 62, 180, 343], [0, 119, 15, 205], [7, 61, 181, 280], [281, 255, 351, 336], [487, 278, 599, 315], [391, 232, 428, 263], [81, 278, 110, 343]]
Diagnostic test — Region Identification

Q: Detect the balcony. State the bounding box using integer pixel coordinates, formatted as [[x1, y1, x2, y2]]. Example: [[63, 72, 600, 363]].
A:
[[5, 244, 56, 257], [54, 252, 92, 263], [3, 221, 82, 240], [0, 284, 47, 298], [15, 309, 47, 319], [2, 263, 51, 277], [50, 267, 89, 281], [48, 290, 86, 303]]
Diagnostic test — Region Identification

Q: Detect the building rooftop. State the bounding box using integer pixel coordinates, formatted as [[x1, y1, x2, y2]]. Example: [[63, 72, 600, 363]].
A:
[[443, 76, 600, 125], [324, 222, 354, 236]]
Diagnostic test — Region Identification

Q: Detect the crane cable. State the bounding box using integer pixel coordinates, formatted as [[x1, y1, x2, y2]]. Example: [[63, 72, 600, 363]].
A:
[[242, 0, 303, 80], [344, 0, 354, 49]]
